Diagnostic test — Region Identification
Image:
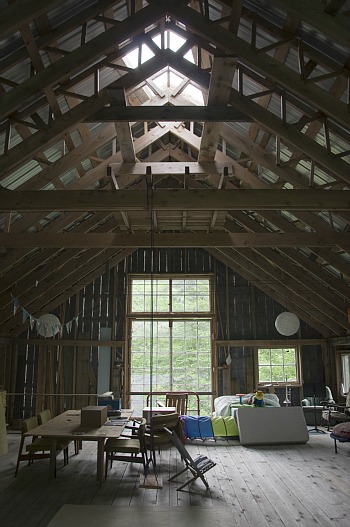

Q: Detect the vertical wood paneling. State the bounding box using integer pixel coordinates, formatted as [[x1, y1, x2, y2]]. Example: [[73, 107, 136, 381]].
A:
[[35, 344, 47, 415], [0, 344, 9, 389], [2, 248, 329, 422], [75, 334, 91, 409]]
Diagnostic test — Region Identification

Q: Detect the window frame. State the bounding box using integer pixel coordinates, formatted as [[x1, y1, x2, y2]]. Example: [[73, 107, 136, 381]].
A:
[[256, 345, 302, 387], [127, 273, 214, 316], [340, 351, 350, 394], [124, 273, 216, 412]]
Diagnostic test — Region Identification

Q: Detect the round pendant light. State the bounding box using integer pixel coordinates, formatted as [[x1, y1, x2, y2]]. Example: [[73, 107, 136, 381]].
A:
[[275, 312, 300, 336], [37, 313, 61, 337]]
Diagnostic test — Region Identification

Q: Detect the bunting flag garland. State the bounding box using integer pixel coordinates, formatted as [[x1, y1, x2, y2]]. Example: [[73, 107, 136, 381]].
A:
[[13, 297, 20, 315], [11, 295, 81, 338]]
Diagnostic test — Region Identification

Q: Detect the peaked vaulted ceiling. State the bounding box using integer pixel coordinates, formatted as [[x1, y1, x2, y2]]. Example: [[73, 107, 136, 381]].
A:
[[1, 0, 350, 339]]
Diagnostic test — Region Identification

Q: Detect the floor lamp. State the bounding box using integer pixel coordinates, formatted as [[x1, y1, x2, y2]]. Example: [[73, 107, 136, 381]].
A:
[[303, 382, 326, 434]]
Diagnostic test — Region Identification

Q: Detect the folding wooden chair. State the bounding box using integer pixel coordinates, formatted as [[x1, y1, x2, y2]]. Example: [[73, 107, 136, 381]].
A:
[[163, 427, 216, 491]]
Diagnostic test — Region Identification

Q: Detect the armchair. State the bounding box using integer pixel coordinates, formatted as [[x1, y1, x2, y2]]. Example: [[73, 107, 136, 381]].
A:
[[301, 385, 335, 407], [322, 391, 350, 431], [301, 385, 335, 426]]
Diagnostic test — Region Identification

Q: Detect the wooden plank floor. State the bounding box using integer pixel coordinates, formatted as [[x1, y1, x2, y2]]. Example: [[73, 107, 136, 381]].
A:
[[0, 428, 350, 527]]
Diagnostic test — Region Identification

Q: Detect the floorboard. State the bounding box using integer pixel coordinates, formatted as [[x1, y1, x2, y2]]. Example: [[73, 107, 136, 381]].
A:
[[0, 428, 349, 527]]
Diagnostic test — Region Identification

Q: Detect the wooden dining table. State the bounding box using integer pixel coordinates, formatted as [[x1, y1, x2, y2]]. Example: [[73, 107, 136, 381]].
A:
[[24, 409, 133, 482]]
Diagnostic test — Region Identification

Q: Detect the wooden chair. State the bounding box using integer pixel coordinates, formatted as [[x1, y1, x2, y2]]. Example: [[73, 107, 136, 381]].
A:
[[14, 416, 70, 477], [144, 412, 179, 466], [37, 409, 52, 425], [38, 408, 78, 454], [164, 426, 216, 491], [146, 391, 200, 415], [104, 417, 147, 479], [165, 392, 188, 415]]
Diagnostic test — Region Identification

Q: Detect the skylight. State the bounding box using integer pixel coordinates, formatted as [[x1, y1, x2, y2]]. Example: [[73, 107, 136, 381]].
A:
[[123, 29, 204, 104], [152, 30, 187, 51], [123, 44, 155, 68]]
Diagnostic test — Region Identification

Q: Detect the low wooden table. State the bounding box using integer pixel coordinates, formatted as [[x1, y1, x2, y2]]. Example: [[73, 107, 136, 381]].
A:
[[24, 409, 132, 482]]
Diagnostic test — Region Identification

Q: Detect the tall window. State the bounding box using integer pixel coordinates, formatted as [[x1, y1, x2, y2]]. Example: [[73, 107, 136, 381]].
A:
[[258, 347, 299, 384], [341, 353, 350, 393], [128, 276, 213, 415]]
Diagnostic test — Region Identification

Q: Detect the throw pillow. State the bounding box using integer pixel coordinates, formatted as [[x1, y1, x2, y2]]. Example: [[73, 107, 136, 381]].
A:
[[332, 422, 350, 438]]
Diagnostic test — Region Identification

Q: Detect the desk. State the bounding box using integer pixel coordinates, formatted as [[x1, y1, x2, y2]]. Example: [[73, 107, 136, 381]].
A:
[[24, 409, 132, 482]]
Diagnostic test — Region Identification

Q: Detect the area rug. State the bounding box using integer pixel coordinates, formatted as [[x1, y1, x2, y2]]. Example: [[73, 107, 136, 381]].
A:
[[47, 505, 235, 527]]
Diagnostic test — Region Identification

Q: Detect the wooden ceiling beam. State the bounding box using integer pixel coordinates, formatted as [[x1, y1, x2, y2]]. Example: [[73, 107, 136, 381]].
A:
[[0, 215, 118, 297], [225, 211, 350, 303], [198, 55, 237, 161], [107, 87, 136, 163], [0, 0, 118, 75], [86, 105, 249, 121], [207, 247, 333, 338], [1, 189, 350, 212], [0, 2, 166, 119], [168, 3, 350, 129], [0, 124, 171, 273], [267, 0, 350, 48], [169, 123, 350, 272], [0, 0, 64, 40], [165, 51, 350, 184], [219, 246, 348, 335], [111, 161, 233, 176], [2, 248, 135, 337], [0, 54, 169, 178], [1, 231, 350, 248]]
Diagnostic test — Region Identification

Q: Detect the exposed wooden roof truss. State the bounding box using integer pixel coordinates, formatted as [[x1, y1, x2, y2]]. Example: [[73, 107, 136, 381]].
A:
[[0, 0, 350, 338]]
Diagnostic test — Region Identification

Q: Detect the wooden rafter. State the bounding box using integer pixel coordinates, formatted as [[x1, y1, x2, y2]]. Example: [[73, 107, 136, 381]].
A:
[[107, 87, 136, 163], [198, 55, 237, 161]]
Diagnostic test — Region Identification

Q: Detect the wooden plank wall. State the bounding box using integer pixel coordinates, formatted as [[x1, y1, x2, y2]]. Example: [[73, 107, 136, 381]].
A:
[[7, 268, 116, 421], [2, 248, 330, 421]]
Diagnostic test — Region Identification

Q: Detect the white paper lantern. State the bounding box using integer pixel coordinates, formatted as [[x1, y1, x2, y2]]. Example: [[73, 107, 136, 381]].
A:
[[275, 312, 300, 336], [37, 313, 61, 337]]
